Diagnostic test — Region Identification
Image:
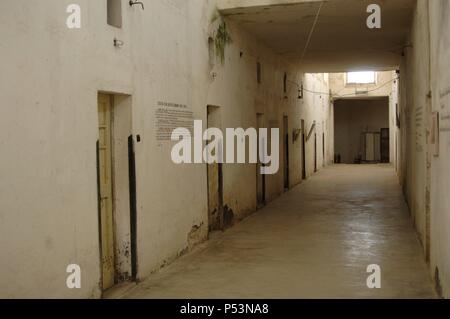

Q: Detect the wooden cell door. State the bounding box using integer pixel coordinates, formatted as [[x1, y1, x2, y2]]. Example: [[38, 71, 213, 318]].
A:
[[256, 113, 265, 207], [206, 106, 223, 232], [98, 94, 115, 290]]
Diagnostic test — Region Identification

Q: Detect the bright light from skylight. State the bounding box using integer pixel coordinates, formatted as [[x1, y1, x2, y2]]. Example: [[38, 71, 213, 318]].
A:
[[347, 71, 376, 84]]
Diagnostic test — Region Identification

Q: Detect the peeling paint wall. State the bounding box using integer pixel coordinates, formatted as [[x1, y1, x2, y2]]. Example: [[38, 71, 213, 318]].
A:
[[428, 0, 450, 298], [401, 0, 450, 298], [402, 0, 430, 260]]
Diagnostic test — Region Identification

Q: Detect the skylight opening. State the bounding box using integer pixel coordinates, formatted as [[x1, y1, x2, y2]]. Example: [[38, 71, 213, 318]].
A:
[[346, 71, 376, 84]]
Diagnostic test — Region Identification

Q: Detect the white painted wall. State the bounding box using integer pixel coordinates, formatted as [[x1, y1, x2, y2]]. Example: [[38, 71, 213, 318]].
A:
[[330, 72, 395, 99], [0, 0, 332, 298]]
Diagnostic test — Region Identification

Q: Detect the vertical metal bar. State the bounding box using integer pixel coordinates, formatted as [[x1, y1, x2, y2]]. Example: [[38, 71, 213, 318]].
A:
[[128, 135, 138, 280], [218, 138, 224, 231]]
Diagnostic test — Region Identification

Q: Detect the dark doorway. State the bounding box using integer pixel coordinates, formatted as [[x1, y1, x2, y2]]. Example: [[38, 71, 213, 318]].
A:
[[301, 120, 306, 180], [314, 133, 318, 173], [283, 116, 289, 190], [334, 97, 389, 164], [322, 132, 325, 166], [380, 128, 390, 163]]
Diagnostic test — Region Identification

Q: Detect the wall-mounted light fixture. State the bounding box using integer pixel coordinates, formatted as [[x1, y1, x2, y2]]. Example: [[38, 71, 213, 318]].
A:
[[129, 0, 144, 10]]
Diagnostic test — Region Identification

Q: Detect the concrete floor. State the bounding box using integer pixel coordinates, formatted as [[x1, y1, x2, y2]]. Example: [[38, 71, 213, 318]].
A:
[[119, 165, 436, 299]]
